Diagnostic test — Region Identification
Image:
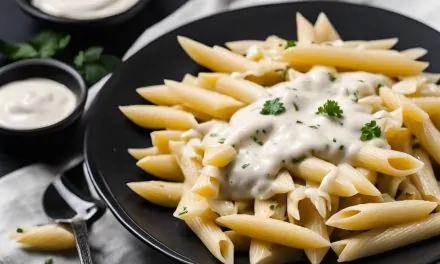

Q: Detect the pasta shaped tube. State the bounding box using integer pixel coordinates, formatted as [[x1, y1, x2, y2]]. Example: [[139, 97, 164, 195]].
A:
[[165, 80, 244, 120], [127, 146, 159, 160], [296, 12, 316, 44], [326, 200, 436, 230], [127, 181, 183, 208], [215, 76, 268, 104], [410, 148, 440, 203], [203, 145, 237, 167], [151, 130, 184, 153], [136, 154, 184, 181], [411, 97, 440, 116], [169, 141, 203, 186], [332, 213, 440, 262], [9, 224, 75, 250], [197, 72, 228, 89], [280, 46, 428, 76], [119, 105, 197, 130], [136, 85, 180, 106], [178, 36, 259, 73], [353, 145, 423, 177], [186, 216, 234, 264], [314, 12, 341, 43], [225, 230, 250, 251], [225, 40, 265, 55]]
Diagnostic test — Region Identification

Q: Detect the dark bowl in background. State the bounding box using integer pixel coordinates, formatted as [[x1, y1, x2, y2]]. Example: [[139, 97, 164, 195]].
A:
[[0, 59, 87, 149], [15, 0, 150, 27]]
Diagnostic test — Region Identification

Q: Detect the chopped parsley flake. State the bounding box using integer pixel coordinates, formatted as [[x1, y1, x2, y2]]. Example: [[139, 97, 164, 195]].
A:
[[339, 145, 345, 150], [218, 138, 225, 144], [296, 120, 303, 124], [328, 73, 336, 82], [260, 98, 286, 115], [262, 129, 267, 134], [360, 120, 381, 141], [376, 83, 384, 90], [178, 207, 188, 216], [269, 204, 276, 210], [209, 133, 218, 137], [358, 80, 365, 83], [242, 163, 250, 169], [286, 40, 296, 49], [352, 91, 360, 103], [292, 102, 299, 111], [275, 66, 290, 81], [316, 100, 343, 118], [282, 160, 286, 163], [292, 156, 307, 163], [251, 136, 264, 146], [16, 228, 23, 233], [44, 259, 53, 264], [332, 138, 337, 143], [309, 125, 318, 129]]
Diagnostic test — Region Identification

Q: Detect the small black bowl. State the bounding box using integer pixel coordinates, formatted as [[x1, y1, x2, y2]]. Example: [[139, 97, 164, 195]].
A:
[[0, 59, 87, 149], [15, 0, 150, 27]]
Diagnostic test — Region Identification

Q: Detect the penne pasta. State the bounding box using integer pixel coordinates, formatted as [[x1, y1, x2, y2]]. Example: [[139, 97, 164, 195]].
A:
[[119, 105, 197, 130], [314, 12, 341, 43], [296, 12, 316, 45], [191, 171, 221, 199], [225, 40, 265, 55], [127, 146, 159, 160], [136, 154, 184, 181], [169, 141, 203, 186], [197, 72, 228, 89], [332, 213, 440, 262], [151, 130, 184, 153], [9, 224, 75, 250], [401, 47, 427, 60], [215, 76, 268, 104], [410, 148, 440, 204], [326, 200, 436, 230], [127, 181, 183, 208], [225, 230, 250, 251], [216, 214, 330, 249], [181, 73, 198, 86], [281, 46, 428, 76], [136, 85, 180, 106], [202, 145, 237, 167]]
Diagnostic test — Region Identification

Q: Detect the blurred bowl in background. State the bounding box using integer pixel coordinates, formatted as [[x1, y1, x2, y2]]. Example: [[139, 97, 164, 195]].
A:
[[15, 0, 150, 27]]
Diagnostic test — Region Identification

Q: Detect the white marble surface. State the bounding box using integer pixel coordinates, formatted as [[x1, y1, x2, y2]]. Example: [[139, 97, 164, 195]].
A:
[[3, 0, 440, 263]]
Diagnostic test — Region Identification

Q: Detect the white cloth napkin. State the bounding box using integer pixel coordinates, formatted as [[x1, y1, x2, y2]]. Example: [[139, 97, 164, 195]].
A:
[[3, 0, 440, 263]]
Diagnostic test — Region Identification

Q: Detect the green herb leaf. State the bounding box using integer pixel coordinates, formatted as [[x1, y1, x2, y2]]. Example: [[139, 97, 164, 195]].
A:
[[316, 100, 343, 118], [83, 64, 108, 85], [296, 120, 303, 124], [16, 228, 23, 233], [260, 98, 286, 115], [178, 207, 188, 216], [242, 163, 250, 169], [218, 138, 225, 144], [44, 258, 54, 264], [360, 120, 381, 141], [292, 156, 306, 163], [251, 135, 263, 146], [285, 40, 296, 49], [274, 66, 290, 81], [0, 42, 39, 60], [83, 46, 103, 62], [210, 133, 218, 137], [328, 73, 336, 82]]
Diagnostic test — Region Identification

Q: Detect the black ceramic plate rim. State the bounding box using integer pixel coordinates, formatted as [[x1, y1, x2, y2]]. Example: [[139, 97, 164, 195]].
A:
[[84, 2, 440, 264], [15, 0, 149, 25], [0, 58, 87, 135]]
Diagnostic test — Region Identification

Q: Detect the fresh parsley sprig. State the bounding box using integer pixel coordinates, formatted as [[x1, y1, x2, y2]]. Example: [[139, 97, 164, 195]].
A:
[[316, 100, 343, 118], [285, 40, 296, 49], [0, 31, 70, 60], [74, 46, 120, 85], [360, 120, 381, 141], [260, 98, 286, 115]]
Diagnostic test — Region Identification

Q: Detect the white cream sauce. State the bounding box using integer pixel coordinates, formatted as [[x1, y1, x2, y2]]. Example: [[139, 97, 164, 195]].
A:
[[208, 66, 393, 200], [0, 78, 76, 130], [31, 0, 139, 20]]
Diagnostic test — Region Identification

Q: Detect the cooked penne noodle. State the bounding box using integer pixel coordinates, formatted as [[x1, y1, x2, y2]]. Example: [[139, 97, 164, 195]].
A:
[[169, 141, 203, 186], [197, 72, 228, 89], [165, 80, 244, 120], [174, 187, 210, 220], [136, 154, 184, 181], [396, 179, 422, 201], [191, 172, 220, 199], [186, 216, 234, 264], [215, 76, 268, 104], [119, 105, 197, 130], [410, 148, 440, 203], [127, 146, 159, 160], [326, 200, 436, 230], [181, 73, 198, 86], [353, 145, 423, 177], [337, 164, 380, 196], [354, 38, 399, 50], [225, 40, 265, 55], [235, 200, 254, 215], [208, 199, 237, 216], [281, 46, 428, 76], [216, 214, 330, 249], [411, 97, 440, 116], [332, 213, 440, 262], [401, 47, 427, 60], [339, 194, 383, 210], [392, 76, 427, 95], [127, 181, 183, 208], [296, 12, 316, 45], [271, 169, 295, 195], [386, 127, 412, 154], [9, 224, 75, 250], [136, 85, 180, 106], [377, 174, 405, 198], [356, 168, 377, 184], [249, 239, 303, 264], [203, 145, 237, 167], [314, 12, 341, 43], [289, 157, 334, 183], [225, 230, 250, 251], [178, 36, 259, 73], [151, 130, 184, 153], [172, 105, 213, 122], [421, 72, 440, 83]]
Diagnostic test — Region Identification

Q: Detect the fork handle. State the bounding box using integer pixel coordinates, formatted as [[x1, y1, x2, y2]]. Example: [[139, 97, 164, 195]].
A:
[[71, 220, 93, 264]]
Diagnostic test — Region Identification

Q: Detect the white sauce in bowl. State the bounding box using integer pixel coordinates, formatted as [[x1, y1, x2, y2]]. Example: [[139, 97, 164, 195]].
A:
[[208, 66, 393, 200], [0, 78, 77, 130], [31, 0, 139, 20]]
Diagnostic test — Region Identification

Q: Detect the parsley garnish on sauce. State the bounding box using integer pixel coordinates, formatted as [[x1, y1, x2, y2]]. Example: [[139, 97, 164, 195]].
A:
[[242, 163, 250, 169], [44, 259, 54, 264], [360, 120, 381, 141], [328, 73, 337, 82], [251, 136, 263, 146], [260, 98, 286, 115], [292, 156, 307, 163], [178, 207, 188, 216], [316, 100, 343, 118], [285, 40, 296, 49], [16, 228, 23, 233], [218, 138, 225, 144]]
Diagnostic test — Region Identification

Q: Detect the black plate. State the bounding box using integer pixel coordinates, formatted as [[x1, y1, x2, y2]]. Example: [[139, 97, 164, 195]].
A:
[[85, 2, 440, 264]]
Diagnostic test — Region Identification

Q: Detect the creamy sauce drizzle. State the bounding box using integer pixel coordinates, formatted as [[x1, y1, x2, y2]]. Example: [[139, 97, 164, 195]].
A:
[[31, 0, 139, 20], [209, 66, 393, 200], [0, 78, 77, 130]]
